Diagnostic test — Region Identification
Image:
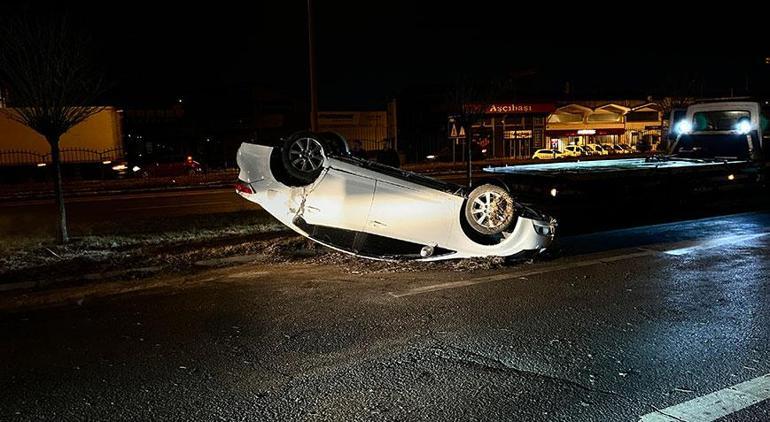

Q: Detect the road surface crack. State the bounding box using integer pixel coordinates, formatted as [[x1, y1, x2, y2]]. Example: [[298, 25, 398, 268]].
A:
[[431, 343, 626, 399]]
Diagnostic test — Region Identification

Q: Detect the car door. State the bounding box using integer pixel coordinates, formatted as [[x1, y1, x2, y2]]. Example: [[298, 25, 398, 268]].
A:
[[365, 177, 454, 247], [301, 167, 376, 232]]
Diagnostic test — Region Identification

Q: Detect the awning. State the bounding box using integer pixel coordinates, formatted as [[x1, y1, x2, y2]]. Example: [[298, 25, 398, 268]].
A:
[[545, 128, 626, 136]]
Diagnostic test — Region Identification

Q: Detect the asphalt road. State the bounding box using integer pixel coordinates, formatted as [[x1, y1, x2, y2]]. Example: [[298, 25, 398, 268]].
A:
[[2, 212, 770, 421]]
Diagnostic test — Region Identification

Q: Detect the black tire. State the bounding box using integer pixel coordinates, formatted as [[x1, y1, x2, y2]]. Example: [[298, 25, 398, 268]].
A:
[[281, 132, 327, 184], [319, 131, 350, 156], [463, 184, 516, 235]]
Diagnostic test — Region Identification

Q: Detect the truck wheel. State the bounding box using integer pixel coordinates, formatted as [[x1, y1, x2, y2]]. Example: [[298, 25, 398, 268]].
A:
[[281, 132, 327, 184], [464, 184, 515, 235]]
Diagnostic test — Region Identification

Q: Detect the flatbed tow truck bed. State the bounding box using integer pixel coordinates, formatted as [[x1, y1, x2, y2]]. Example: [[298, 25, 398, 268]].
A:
[[485, 157, 748, 175], [481, 156, 769, 234]]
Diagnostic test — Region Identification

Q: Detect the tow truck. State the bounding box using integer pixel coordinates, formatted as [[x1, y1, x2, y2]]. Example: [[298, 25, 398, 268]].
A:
[[483, 100, 770, 232]]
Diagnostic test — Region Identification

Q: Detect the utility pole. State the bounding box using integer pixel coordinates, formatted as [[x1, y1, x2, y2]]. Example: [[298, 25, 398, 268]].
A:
[[467, 125, 472, 187], [307, 0, 319, 131]]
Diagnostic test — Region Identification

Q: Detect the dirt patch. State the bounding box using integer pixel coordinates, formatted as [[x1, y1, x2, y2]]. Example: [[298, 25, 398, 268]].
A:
[[0, 211, 285, 284], [1, 210, 525, 290], [254, 236, 511, 274]]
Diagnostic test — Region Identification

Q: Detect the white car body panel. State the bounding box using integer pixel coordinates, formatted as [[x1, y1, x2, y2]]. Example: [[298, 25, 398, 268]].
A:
[[236, 143, 555, 261], [303, 168, 375, 232], [367, 178, 455, 247]]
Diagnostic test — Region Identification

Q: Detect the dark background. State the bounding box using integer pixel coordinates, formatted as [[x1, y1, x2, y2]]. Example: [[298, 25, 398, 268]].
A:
[[4, 1, 769, 109], [3, 1, 770, 165]]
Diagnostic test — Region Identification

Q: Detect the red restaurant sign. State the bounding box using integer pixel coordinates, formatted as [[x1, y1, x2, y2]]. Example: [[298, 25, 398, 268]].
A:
[[483, 103, 556, 114]]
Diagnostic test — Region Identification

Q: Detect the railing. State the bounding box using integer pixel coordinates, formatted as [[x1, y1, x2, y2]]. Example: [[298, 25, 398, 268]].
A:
[[0, 147, 124, 166]]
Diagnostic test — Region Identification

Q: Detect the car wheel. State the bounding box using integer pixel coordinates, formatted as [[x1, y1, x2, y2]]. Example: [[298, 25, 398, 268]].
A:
[[464, 184, 516, 235], [319, 131, 350, 156], [281, 132, 327, 184]]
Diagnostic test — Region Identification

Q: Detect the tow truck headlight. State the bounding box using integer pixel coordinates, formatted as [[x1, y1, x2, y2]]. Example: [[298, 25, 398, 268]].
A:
[[675, 120, 692, 135], [735, 119, 751, 135]]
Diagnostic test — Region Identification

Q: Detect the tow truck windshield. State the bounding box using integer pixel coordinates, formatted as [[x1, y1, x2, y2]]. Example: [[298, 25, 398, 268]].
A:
[[692, 110, 750, 132]]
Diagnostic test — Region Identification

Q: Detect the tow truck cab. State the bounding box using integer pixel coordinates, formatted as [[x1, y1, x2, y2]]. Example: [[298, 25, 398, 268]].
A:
[[670, 101, 768, 160]]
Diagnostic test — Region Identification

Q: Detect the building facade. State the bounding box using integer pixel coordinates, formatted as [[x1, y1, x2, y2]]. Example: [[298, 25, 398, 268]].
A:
[[448, 103, 556, 160], [546, 102, 662, 151], [446, 100, 663, 160], [318, 111, 389, 152], [0, 107, 123, 166]]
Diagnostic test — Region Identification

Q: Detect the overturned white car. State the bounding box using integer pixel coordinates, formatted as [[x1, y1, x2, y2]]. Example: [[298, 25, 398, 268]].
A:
[[235, 132, 556, 261]]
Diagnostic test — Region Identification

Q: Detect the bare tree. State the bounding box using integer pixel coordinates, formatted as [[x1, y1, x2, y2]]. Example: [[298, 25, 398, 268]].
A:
[[0, 16, 105, 243]]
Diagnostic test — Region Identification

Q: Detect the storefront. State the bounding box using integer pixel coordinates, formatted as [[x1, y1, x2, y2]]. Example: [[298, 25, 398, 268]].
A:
[[624, 103, 663, 150], [546, 102, 661, 150], [448, 102, 556, 160], [445, 101, 661, 160], [545, 128, 627, 151]]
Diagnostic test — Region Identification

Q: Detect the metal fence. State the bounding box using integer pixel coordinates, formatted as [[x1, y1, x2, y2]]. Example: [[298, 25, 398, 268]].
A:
[[0, 147, 124, 166]]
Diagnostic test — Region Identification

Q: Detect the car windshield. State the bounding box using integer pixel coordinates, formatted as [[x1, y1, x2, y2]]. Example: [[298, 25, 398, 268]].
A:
[[692, 110, 750, 132]]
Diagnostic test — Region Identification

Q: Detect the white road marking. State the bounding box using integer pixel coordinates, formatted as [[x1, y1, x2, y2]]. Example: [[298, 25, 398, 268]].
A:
[[390, 250, 655, 298], [639, 374, 770, 421], [390, 232, 770, 298]]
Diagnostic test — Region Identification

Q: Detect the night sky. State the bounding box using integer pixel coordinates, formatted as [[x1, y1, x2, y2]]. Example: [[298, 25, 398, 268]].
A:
[[3, 1, 770, 111]]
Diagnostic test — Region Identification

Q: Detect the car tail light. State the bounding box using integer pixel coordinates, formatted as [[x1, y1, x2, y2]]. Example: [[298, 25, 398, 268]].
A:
[[234, 180, 254, 194]]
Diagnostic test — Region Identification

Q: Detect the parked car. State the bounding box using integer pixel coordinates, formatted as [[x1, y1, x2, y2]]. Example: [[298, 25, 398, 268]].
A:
[[235, 131, 556, 261], [584, 144, 609, 156], [131, 155, 203, 178], [602, 144, 626, 154], [619, 144, 635, 153], [532, 149, 563, 160], [563, 146, 585, 157]]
